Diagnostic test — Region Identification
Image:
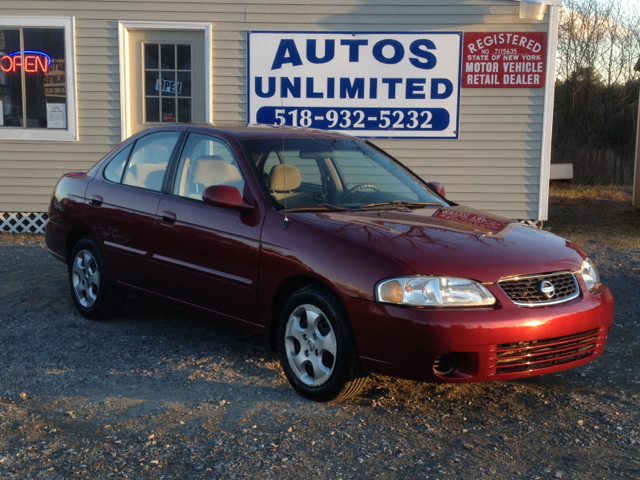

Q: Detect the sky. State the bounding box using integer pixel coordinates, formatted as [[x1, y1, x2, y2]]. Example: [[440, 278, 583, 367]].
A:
[[568, 0, 640, 17]]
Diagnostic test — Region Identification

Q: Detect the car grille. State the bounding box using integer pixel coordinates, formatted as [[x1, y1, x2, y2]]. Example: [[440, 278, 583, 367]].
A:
[[495, 329, 600, 375], [498, 272, 578, 306]]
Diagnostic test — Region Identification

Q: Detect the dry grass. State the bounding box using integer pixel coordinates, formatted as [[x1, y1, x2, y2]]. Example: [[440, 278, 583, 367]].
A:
[[549, 184, 632, 201], [546, 184, 640, 249], [0, 233, 45, 246]]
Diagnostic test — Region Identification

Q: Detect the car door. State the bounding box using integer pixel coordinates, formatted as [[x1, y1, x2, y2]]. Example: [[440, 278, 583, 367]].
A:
[[85, 130, 183, 290], [152, 132, 264, 325]]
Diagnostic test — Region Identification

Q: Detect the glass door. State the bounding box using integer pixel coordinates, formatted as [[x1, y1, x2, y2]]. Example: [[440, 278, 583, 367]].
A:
[[127, 30, 204, 135]]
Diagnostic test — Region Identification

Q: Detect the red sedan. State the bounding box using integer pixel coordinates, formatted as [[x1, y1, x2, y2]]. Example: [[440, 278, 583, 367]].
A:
[[45, 124, 614, 402]]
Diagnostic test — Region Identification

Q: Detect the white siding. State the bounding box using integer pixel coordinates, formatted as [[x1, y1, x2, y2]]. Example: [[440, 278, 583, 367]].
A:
[[0, 0, 547, 219]]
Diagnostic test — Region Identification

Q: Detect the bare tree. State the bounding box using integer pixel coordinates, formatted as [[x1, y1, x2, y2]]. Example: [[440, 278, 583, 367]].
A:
[[558, 0, 639, 86], [553, 0, 640, 186]]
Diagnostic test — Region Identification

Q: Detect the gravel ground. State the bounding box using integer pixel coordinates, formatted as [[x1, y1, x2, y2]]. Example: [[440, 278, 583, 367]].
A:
[[0, 234, 639, 480]]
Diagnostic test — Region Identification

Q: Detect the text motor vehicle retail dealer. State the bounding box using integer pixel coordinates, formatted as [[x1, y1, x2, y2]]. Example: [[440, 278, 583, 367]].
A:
[[463, 32, 548, 88]]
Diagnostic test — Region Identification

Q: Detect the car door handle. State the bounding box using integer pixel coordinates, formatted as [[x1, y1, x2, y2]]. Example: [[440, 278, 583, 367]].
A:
[[160, 211, 177, 225], [90, 195, 103, 207]]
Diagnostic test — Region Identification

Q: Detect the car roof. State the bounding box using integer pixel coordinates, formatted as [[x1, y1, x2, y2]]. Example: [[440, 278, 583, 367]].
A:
[[140, 123, 357, 141]]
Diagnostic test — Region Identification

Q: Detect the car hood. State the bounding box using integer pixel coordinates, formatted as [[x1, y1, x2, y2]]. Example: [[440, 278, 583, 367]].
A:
[[294, 205, 586, 283]]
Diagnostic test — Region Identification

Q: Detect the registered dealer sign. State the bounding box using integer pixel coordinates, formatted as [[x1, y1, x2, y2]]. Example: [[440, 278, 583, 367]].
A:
[[247, 31, 462, 139], [462, 32, 547, 88]]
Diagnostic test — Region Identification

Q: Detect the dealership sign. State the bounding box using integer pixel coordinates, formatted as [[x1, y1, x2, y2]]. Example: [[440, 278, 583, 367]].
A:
[[462, 32, 547, 88], [247, 31, 462, 139]]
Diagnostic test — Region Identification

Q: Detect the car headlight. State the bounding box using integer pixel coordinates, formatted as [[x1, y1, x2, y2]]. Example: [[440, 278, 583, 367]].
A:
[[580, 258, 600, 292], [376, 276, 496, 307]]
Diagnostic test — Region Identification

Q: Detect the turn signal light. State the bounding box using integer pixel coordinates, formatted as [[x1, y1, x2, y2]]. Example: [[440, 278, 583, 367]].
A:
[[379, 280, 403, 303]]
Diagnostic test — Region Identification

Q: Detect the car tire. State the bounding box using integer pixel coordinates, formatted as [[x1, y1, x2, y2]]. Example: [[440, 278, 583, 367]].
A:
[[277, 285, 367, 402], [68, 237, 126, 320]]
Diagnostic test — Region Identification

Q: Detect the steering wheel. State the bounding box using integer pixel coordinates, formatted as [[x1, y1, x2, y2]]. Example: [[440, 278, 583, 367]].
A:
[[341, 184, 380, 203]]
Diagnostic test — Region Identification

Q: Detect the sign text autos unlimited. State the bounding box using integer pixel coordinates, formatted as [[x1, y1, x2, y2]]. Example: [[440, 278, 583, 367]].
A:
[[248, 32, 462, 139]]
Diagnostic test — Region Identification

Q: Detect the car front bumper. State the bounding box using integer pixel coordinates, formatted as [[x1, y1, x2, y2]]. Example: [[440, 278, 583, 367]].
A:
[[344, 282, 615, 384]]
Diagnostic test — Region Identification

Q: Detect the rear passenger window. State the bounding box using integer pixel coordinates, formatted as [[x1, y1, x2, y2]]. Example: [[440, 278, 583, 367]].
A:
[[103, 144, 133, 184], [122, 132, 181, 191]]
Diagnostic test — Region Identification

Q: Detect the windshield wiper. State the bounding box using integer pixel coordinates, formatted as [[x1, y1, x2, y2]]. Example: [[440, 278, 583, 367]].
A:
[[355, 200, 443, 210], [283, 204, 350, 213]]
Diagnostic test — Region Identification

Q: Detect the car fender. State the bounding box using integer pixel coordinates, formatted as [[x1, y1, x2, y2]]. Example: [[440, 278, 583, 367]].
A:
[[258, 208, 414, 329]]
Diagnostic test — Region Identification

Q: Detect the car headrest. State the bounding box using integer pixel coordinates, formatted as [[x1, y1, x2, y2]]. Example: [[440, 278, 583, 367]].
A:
[[192, 156, 242, 186], [269, 164, 301, 192]]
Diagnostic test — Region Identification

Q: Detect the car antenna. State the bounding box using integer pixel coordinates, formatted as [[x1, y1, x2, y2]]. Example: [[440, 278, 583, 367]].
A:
[[281, 99, 290, 230]]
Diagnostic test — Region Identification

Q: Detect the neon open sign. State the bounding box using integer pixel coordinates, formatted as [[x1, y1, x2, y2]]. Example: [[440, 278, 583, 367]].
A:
[[0, 51, 52, 73]]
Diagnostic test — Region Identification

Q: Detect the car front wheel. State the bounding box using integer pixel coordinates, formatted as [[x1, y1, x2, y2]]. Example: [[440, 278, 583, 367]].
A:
[[278, 285, 367, 402], [69, 237, 126, 320]]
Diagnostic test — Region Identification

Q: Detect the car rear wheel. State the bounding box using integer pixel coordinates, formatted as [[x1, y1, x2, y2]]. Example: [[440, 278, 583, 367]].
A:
[[278, 285, 367, 402], [69, 237, 126, 320]]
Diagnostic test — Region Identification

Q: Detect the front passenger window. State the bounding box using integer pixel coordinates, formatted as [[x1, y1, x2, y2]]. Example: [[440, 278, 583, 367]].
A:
[[122, 131, 181, 191], [173, 133, 245, 200]]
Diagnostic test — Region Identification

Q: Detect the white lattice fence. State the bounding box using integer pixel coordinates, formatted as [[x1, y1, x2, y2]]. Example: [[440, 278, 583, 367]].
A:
[[1, 212, 49, 233]]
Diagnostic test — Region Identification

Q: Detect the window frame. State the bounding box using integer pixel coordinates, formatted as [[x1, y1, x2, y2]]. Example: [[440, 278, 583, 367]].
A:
[[0, 16, 77, 141], [118, 21, 213, 141]]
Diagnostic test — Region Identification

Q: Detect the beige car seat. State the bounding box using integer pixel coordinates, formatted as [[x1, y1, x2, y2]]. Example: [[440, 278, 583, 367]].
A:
[[269, 164, 314, 209]]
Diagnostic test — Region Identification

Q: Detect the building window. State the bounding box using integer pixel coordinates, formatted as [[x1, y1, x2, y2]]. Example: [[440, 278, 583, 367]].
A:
[[0, 28, 67, 128], [0, 18, 76, 141], [144, 43, 192, 124]]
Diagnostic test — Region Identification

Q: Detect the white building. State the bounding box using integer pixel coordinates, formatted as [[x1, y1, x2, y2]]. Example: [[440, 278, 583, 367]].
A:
[[0, 0, 563, 233]]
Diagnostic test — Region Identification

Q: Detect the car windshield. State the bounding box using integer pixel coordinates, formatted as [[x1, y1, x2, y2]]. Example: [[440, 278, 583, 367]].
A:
[[241, 137, 447, 211]]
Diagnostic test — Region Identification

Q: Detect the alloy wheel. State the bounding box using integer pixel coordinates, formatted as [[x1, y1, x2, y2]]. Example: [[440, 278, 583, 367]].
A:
[[284, 304, 337, 387], [71, 249, 100, 308]]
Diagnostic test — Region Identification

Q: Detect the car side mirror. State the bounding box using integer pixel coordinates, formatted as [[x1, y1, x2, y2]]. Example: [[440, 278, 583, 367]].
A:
[[202, 185, 254, 213], [427, 182, 445, 198]]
